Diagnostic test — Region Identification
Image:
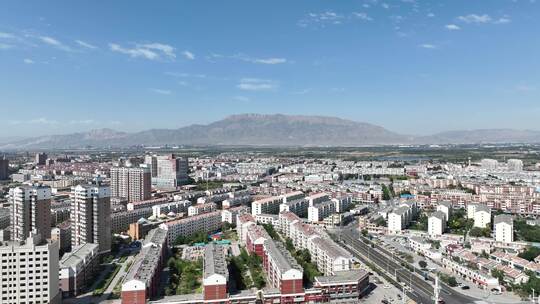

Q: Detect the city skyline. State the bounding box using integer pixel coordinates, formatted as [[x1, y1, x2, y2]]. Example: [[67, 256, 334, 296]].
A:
[[1, 0, 539, 138]]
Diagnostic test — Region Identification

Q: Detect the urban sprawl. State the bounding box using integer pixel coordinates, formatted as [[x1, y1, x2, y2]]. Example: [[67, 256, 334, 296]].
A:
[[0, 150, 540, 304]]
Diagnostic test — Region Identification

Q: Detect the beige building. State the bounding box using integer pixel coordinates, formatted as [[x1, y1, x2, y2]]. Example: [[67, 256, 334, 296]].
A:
[[9, 185, 52, 241], [110, 166, 151, 203], [0, 234, 61, 303], [70, 184, 111, 254]]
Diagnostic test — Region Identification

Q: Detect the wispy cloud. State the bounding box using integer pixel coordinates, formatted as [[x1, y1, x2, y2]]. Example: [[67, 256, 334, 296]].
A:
[[39, 36, 72, 51], [149, 88, 172, 95], [445, 24, 461, 30], [457, 14, 511, 25], [237, 78, 278, 91], [208, 53, 288, 65], [9, 118, 58, 125], [75, 40, 97, 49], [427, 13, 435, 18], [109, 42, 175, 60], [182, 50, 195, 60], [69, 119, 97, 124], [352, 12, 373, 21], [23, 58, 34, 64], [419, 43, 437, 49], [165, 72, 207, 79], [298, 11, 372, 28], [291, 88, 312, 95]]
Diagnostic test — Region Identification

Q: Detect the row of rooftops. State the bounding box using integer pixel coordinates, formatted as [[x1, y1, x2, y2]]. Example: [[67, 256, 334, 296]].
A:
[[124, 227, 167, 284], [60, 243, 99, 269], [203, 243, 229, 280], [265, 238, 302, 273]]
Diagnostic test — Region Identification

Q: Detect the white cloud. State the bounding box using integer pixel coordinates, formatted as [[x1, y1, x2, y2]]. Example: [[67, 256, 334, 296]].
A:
[[381, 3, 390, 9], [495, 17, 511, 24], [69, 119, 97, 124], [23, 58, 34, 64], [9, 118, 58, 125], [457, 14, 492, 24], [237, 78, 278, 91], [142, 43, 175, 58], [182, 50, 195, 60], [419, 44, 437, 49], [457, 14, 511, 25], [445, 24, 461, 30], [291, 88, 312, 95], [39, 36, 72, 51], [253, 57, 287, 64], [149, 88, 172, 95], [427, 13, 435, 18], [352, 12, 373, 21], [75, 40, 97, 49], [109, 42, 176, 60]]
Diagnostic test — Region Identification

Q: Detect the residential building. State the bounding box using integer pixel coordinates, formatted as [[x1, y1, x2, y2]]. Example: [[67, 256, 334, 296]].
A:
[[111, 207, 153, 234], [188, 202, 217, 216], [436, 201, 452, 221], [0, 234, 61, 304], [428, 211, 446, 237], [279, 198, 309, 217], [203, 243, 229, 302], [310, 237, 353, 275], [252, 196, 283, 216], [308, 200, 336, 223], [110, 166, 151, 203], [51, 221, 72, 254], [474, 204, 491, 229], [0, 155, 8, 180], [161, 211, 221, 244], [9, 184, 52, 241], [263, 239, 304, 297], [35, 152, 47, 166], [144, 155, 158, 178], [70, 184, 112, 254], [121, 228, 168, 303], [332, 196, 353, 213], [494, 214, 514, 243], [221, 205, 250, 224], [153, 154, 189, 189], [507, 159, 523, 172], [59, 243, 99, 297]]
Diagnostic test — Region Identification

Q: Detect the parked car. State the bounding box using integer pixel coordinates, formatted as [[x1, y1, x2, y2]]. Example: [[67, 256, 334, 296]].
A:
[[461, 286, 470, 290]]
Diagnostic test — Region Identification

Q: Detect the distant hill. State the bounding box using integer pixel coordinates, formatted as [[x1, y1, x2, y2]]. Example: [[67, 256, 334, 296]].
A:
[[1, 114, 539, 149], [419, 129, 540, 144]]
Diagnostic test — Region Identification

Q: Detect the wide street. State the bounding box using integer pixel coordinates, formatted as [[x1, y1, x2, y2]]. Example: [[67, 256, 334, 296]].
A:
[[335, 227, 478, 304]]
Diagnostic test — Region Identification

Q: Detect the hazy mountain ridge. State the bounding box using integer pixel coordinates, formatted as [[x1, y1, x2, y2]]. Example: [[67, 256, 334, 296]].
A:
[[1, 114, 539, 149]]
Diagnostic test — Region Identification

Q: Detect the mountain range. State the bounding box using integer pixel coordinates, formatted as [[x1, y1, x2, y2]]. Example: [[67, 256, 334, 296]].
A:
[[2, 114, 540, 149]]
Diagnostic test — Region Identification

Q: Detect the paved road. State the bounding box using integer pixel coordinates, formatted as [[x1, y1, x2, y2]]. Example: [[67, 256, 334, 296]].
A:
[[336, 227, 478, 304]]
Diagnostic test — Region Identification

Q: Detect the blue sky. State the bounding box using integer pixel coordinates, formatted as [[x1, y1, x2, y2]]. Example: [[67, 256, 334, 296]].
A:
[[0, 0, 539, 137]]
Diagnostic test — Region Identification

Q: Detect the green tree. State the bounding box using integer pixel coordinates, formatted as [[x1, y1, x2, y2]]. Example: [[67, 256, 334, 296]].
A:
[[381, 184, 392, 200], [419, 260, 428, 269], [519, 247, 540, 262]]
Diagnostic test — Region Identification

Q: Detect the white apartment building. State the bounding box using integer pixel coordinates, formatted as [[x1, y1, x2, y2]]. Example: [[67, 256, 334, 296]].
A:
[[9, 184, 52, 241], [494, 214, 514, 243], [332, 196, 352, 213], [387, 201, 418, 234], [187, 202, 217, 216], [308, 200, 336, 223], [279, 198, 309, 217], [161, 210, 221, 244], [0, 234, 60, 304], [306, 193, 330, 207], [70, 184, 111, 254], [251, 196, 282, 216], [310, 237, 352, 276], [474, 204, 491, 228], [221, 205, 250, 224], [436, 201, 452, 221], [428, 211, 446, 237]]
